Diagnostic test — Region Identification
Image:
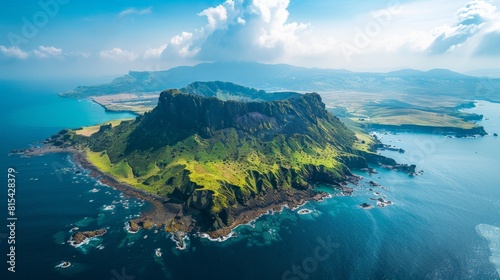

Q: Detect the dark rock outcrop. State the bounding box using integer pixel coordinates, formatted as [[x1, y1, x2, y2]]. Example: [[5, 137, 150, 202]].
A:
[[70, 229, 106, 245]]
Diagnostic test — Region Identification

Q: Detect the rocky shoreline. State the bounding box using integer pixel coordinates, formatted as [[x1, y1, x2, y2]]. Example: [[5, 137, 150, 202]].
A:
[[15, 124, 418, 243], [18, 145, 360, 240]]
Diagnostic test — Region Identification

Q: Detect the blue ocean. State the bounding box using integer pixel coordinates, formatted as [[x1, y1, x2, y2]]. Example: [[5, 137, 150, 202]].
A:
[[1, 80, 499, 279]]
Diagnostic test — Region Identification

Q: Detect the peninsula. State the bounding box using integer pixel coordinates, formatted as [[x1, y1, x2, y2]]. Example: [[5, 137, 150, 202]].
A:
[[37, 82, 414, 238]]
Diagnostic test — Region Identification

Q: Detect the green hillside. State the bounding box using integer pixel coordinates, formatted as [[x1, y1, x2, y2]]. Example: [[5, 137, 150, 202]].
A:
[[51, 82, 384, 232]]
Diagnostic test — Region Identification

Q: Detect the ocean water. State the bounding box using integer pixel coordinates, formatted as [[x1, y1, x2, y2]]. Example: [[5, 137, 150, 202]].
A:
[[1, 81, 500, 280]]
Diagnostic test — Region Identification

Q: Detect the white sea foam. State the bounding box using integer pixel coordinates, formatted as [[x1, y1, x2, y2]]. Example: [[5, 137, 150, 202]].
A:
[[69, 236, 97, 248], [476, 224, 500, 277], [155, 248, 162, 257], [199, 231, 237, 243], [297, 209, 313, 215], [55, 261, 71, 269], [124, 222, 138, 234], [170, 234, 189, 250], [102, 205, 115, 211], [95, 180, 110, 187]]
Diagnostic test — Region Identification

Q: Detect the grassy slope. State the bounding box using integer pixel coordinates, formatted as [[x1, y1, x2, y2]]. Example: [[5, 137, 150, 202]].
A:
[[70, 114, 360, 214], [341, 118, 377, 153], [75, 119, 134, 137], [321, 93, 483, 132], [360, 107, 476, 129], [82, 127, 349, 213], [63, 87, 370, 217]]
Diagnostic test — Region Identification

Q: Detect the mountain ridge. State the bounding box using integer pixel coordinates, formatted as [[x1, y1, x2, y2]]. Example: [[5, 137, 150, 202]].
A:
[[60, 61, 500, 103]]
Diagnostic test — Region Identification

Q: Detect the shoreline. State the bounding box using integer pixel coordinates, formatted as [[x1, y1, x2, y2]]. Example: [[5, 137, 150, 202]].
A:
[[367, 123, 487, 137], [89, 97, 142, 116], [19, 145, 357, 240]]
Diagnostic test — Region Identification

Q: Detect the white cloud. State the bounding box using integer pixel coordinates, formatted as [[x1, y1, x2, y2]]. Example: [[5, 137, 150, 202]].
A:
[[237, 17, 246, 25], [0, 45, 93, 61], [0, 45, 29, 59], [33, 45, 62, 58], [339, 0, 500, 63], [170, 32, 193, 46], [100, 48, 137, 61], [198, 3, 229, 30], [160, 0, 310, 63], [428, 0, 497, 54], [143, 44, 168, 59], [119, 7, 153, 17], [457, 0, 496, 24]]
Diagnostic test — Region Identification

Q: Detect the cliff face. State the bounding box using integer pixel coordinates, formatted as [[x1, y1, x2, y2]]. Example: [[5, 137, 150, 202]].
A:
[[127, 89, 350, 150], [69, 82, 368, 232]]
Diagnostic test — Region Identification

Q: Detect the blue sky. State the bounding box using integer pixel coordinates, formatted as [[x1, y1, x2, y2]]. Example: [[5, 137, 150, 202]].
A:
[[1, 0, 500, 78]]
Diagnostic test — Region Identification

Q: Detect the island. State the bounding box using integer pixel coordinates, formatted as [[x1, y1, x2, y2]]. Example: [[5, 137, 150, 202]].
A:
[[31, 82, 416, 239], [70, 229, 107, 246]]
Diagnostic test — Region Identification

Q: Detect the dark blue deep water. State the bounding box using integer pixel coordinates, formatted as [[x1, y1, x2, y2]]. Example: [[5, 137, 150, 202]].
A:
[[1, 81, 499, 279]]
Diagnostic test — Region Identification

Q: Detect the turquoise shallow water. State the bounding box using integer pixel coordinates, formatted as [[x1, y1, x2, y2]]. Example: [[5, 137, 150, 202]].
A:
[[1, 81, 500, 279]]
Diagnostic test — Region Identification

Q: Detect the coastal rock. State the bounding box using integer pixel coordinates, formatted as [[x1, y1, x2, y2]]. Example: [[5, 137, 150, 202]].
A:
[[363, 152, 417, 175], [374, 144, 405, 153], [359, 203, 374, 210], [368, 181, 380, 187], [71, 229, 106, 245], [129, 220, 140, 232], [376, 198, 393, 208], [341, 186, 354, 196], [128, 218, 155, 232]]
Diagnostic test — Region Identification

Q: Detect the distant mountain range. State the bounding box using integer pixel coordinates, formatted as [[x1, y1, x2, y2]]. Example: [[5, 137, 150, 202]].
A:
[[61, 62, 500, 102]]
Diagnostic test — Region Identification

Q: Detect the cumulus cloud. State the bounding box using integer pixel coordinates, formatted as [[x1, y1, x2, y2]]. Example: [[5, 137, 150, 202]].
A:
[[428, 0, 496, 54], [143, 44, 168, 59], [160, 0, 310, 63], [119, 7, 153, 17], [170, 32, 194, 46], [0, 45, 29, 59], [198, 4, 229, 30], [100, 48, 137, 61]]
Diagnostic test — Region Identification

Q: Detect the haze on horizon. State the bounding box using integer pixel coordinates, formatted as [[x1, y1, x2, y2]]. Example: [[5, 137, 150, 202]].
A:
[[1, 0, 500, 79]]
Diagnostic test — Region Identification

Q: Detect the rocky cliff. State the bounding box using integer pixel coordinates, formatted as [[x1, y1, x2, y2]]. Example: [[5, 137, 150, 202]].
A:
[[55, 82, 375, 234], [126, 87, 353, 150]]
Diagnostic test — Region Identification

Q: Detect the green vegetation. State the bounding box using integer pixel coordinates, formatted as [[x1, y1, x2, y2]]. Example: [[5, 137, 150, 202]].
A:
[[56, 82, 374, 230], [75, 119, 134, 137], [60, 63, 493, 137], [357, 106, 477, 129], [340, 99, 486, 135]]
